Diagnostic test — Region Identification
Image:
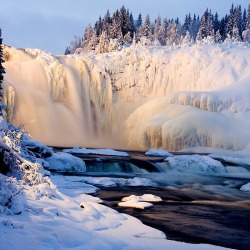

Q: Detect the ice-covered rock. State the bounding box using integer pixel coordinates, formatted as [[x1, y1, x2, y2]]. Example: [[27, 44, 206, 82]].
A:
[[45, 152, 86, 172], [240, 182, 250, 192], [145, 149, 173, 157], [165, 155, 226, 174]]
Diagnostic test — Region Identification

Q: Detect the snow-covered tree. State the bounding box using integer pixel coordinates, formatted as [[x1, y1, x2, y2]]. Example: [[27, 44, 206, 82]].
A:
[[130, 13, 136, 35], [180, 30, 193, 45], [246, 4, 250, 29], [0, 28, 5, 115], [136, 13, 143, 29], [215, 30, 222, 43], [96, 31, 109, 54], [110, 10, 122, 39], [197, 9, 214, 41], [166, 23, 180, 46], [102, 10, 111, 37], [232, 26, 241, 42], [68, 36, 82, 54], [142, 14, 151, 38], [82, 24, 94, 51]]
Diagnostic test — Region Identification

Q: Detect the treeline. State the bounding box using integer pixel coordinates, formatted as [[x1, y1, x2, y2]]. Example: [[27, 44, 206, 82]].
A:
[[65, 4, 250, 54]]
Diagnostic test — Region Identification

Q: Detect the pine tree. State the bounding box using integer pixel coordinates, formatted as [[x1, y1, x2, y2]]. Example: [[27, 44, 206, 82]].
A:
[[246, 4, 250, 29], [242, 8, 247, 31], [82, 24, 93, 51], [166, 23, 180, 46], [0, 28, 5, 115], [136, 13, 143, 29], [215, 30, 222, 43], [227, 4, 235, 37], [130, 13, 136, 35], [110, 10, 122, 39], [102, 10, 111, 37], [142, 14, 151, 37], [213, 12, 220, 33], [197, 9, 214, 40], [64, 47, 71, 55]]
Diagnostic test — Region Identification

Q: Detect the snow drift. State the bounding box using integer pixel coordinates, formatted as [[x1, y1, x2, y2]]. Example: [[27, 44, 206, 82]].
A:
[[3, 43, 250, 151]]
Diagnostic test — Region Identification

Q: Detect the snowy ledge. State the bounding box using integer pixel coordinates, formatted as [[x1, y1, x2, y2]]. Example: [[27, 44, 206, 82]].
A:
[[63, 147, 129, 157]]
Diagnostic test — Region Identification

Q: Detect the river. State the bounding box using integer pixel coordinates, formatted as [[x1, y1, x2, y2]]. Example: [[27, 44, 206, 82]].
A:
[[52, 150, 250, 250]]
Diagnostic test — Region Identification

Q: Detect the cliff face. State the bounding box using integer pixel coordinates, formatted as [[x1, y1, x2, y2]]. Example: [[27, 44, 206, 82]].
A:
[[3, 43, 250, 151]]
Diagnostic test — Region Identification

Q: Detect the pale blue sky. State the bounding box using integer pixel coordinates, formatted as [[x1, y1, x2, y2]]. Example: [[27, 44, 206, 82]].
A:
[[0, 0, 249, 54]]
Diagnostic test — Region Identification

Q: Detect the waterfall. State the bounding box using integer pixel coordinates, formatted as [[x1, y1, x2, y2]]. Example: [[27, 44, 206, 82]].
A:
[[3, 44, 250, 151]]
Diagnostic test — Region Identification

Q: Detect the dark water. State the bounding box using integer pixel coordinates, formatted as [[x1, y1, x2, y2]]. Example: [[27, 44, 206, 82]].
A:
[[54, 150, 250, 249], [97, 184, 250, 250]]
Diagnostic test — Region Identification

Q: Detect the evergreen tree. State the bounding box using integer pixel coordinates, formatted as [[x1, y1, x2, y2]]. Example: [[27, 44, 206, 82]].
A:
[[82, 24, 93, 50], [0, 28, 5, 115], [166, 23, 180, 46], [110, 10, 122, 39], [182, 13, 192, 35], [136, 13, 143, 29], [242, 8, 247, 31], [226, 4, 235, 37], [213, 12, 220, 33], [130, 13, 136, 35], [96, 31, 109, 53], [64, 47, 71, 55], [94, 16, 103, 36], [246, 4, 250, 29], [215, 30, 222, 43], [197, 9, 214, 40], [142, 14, 151, 37], [102, 10, 111, 37]]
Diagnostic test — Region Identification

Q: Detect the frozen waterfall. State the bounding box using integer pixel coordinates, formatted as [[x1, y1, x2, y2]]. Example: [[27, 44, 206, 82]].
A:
[[3, 43, 250, 151]]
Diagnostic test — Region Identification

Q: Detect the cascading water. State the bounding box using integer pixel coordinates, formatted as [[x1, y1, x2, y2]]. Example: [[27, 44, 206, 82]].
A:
[[3, 44, 250, 151], [3, 47, 113, 147]]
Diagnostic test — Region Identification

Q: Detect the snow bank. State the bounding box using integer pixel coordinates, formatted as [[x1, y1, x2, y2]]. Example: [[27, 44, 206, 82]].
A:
[[145, 149, 173, 157], [240, 182, 250, 192], [63, 147, 129, 156], [45, 152, 86, 172], [53, 175, 157, 188], [165, 155, 226, 174]]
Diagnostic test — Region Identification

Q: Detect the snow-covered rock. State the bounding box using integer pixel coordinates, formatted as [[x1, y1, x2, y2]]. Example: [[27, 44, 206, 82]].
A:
[[145, 149, 173, 157], [240, 182, 250, 192], [165, 155, 226, 174], [45, 152, 86, 172], [118, 194, 162, 209], [63, 147, 129, 156]]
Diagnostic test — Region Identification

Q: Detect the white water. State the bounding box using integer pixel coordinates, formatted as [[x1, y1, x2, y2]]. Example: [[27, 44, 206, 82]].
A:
[[3, 43, 250, 151]]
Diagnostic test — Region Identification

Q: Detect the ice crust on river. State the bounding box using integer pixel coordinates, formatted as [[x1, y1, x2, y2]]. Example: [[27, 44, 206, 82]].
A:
[[3, 43, 250, 151]]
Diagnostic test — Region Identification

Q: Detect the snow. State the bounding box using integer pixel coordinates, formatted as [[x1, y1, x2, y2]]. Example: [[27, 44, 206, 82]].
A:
[[165, 155, 226, 174], [118, 194, 162, 210], [51, 175, 157, 188], [240, 182, 250, 192], [4, 43, 250, 151], [209, 151, 250, 167], [145, 149, 173, 157], [118, 200, 153, 209], [45, 152, 86, 172], [0, 172, 229, 250], [63, 147, 129, 156]]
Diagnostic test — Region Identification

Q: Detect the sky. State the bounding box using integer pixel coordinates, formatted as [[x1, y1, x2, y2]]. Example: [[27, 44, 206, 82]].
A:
[[0, 0, 249, 54]]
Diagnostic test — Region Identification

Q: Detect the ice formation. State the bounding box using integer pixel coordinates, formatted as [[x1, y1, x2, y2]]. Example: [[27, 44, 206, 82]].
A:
[[3, 43, 250, 151]]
